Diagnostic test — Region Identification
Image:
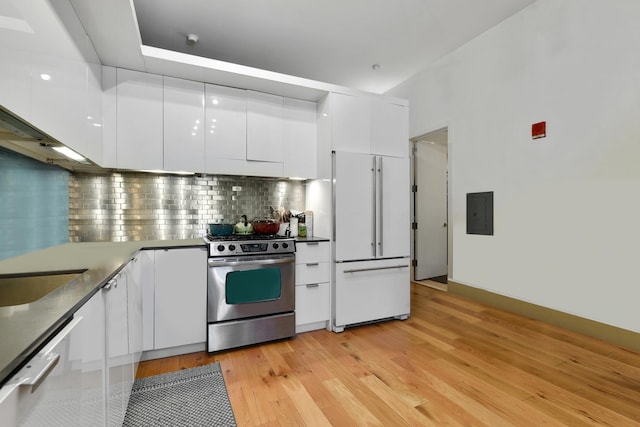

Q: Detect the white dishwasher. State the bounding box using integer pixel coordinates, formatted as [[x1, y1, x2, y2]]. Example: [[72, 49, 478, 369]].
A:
[[0, 316, 87, 427]]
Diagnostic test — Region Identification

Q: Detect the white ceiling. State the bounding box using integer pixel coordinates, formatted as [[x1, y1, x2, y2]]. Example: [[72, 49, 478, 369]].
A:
[[125, 0, 536, 94]]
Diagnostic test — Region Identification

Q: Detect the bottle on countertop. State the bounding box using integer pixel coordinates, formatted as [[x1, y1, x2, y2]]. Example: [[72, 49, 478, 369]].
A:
[[304, 210, 313, 237]]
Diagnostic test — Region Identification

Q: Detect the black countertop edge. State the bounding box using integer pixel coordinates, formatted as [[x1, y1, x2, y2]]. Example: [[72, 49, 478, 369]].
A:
[[139, 243, 206, 251], [294, 236, 330, 243]]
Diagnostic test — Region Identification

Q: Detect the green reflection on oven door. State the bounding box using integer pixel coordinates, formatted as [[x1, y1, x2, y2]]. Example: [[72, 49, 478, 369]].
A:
[[225, 268, 282, 304]]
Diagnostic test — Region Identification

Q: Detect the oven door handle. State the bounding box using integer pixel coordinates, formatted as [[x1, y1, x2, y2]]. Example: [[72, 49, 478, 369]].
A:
[[207, 257, 294, 268]]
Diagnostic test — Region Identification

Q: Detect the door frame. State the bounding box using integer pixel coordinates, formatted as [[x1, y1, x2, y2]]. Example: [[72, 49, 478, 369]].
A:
[[410, 126, 453, 283]]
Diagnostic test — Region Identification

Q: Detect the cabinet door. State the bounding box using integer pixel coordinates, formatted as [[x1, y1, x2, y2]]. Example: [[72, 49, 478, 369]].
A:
[[31, 55, 87, 157], [295, 242, 330, 264], [116, 68, 163, 170], [283, 98, 317, 178], [154, 248, 207, 349], [163, 76, 205, 172], [331, 93, 370, 153], [72, 290, 106, 424], [85, 63, 103, 164], [205, 84, 247, 163], [334, 151, 375, 261], [11, 317, 85, 427], [101, 66, 117, 168], [125, 257, 143, 367], [0, 47, 31, 120], [378, 156, 411, 258], [140, 250, 156, 352], [295, 282, 330, 326], [247, 90, 283, 163], [104, 274, 129, 427], [371, 100, 409, 157]]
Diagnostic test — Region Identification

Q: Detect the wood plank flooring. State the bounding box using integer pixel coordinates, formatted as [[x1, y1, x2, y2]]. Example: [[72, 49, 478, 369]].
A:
[[136, 283, 640, 426]]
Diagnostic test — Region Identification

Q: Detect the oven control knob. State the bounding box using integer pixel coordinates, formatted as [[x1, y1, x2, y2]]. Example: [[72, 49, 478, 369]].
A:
[[216, 245, 225, 252], [273, 243, 279, 249], [282, 243, 289, 249], [229, 244, 236, 251]]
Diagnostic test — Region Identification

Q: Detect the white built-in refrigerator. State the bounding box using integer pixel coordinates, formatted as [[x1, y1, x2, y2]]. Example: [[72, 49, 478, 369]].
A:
[[332, 151, 411, 331]]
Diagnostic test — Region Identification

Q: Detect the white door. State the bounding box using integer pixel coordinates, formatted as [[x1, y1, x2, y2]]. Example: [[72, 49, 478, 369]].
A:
[[415, 136, 448, 280], [334, 151, 375, 261], [378, 156, 411, 258]]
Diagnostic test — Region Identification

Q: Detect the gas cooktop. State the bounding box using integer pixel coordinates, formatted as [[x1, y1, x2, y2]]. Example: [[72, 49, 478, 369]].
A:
[[203, 234, 295, 257], [204, 234, 291, 242]]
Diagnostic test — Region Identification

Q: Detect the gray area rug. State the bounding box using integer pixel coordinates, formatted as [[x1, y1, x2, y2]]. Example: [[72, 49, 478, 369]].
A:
[[123, 363, 237, 427]]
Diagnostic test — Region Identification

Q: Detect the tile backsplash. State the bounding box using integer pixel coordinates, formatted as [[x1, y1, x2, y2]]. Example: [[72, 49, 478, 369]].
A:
[[0, 147, 69, 260], [69, 172, 306, 242]]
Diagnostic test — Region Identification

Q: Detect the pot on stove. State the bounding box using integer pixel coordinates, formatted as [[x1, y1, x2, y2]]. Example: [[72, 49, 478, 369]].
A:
[[252, 218, 280, 235]]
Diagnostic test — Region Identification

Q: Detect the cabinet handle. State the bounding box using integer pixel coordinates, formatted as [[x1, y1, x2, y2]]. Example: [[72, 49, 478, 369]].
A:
[[23, 352, 60, 392], [306, 283, 320, 288], [343, 264, 408, 274], [306, 242, 319, 246], [306, 263, 319, 267]]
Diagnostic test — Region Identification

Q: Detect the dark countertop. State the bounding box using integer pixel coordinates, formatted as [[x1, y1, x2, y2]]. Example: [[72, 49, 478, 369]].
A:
[[294, 236, 330, 243], [0, 239, 204, 386]]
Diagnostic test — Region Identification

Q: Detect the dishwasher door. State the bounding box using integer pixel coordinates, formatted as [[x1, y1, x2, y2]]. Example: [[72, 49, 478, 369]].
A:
[[0, 315, 90, 427]]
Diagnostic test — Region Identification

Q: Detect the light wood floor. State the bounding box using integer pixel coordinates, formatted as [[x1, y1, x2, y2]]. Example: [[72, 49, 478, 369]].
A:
[[136, 284, 640, 426]]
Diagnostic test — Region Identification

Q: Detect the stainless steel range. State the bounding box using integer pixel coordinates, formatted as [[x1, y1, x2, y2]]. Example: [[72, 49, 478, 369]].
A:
[[204, 234, 296, 352]]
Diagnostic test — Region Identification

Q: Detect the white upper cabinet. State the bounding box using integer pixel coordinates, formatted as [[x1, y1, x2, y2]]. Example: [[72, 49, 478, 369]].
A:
[[116, 68, 163, 171], [85, 63, 104, 164], [0, 47, 31, 122], [371, 99, 409, 158], [330, 92, 409, 158], [101, 65, 117, 168], [31, 55, 87, 156], [247, 90, 284, 164], [283, 98, 317, 178], [331, 92, 371, 154], [163, 76, 205, 172], [205, 84, 247, 164]]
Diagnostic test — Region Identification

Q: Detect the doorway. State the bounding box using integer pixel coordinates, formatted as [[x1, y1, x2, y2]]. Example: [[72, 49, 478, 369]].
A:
[[412, 128, 449, 288]]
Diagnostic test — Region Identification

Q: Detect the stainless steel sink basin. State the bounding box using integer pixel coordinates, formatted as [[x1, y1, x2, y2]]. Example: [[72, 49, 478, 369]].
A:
[[0, 270, 87, 307]]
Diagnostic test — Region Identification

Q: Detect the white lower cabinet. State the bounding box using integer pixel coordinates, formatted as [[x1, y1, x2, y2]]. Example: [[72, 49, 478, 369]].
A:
[[103, 256, 143, 427], [73, 289, 106, 425], [295, 241, 330, 332], [104, 270, 131, 427], [0, 317, 85, 427], [139, 250, 156, 352], [154, 247, 208, 350]]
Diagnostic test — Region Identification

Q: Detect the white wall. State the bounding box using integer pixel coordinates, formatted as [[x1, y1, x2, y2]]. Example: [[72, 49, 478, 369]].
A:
[[388, 0, 640, 333]]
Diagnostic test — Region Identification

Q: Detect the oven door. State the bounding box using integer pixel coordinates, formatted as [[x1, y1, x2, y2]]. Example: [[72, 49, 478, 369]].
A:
[[207, 253, 295, 322]]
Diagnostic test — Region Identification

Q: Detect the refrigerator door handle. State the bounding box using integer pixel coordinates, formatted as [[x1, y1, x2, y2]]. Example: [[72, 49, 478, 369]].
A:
[[371, 156, 377, 257], [377, 156, 383, 257]]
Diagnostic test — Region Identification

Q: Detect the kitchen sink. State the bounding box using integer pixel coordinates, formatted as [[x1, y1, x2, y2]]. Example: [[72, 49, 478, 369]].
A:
[[0, 270, 87, 307]]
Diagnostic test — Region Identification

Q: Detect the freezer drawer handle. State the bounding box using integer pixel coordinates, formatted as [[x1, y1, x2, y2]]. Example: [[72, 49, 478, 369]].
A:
[[306, 263, 320, 267], [343, 264, 408, 274], [306, 283, 320, 288]]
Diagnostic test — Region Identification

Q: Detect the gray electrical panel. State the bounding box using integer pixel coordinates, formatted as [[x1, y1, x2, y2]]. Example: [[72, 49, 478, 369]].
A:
[[467, 192, 494, 235]]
